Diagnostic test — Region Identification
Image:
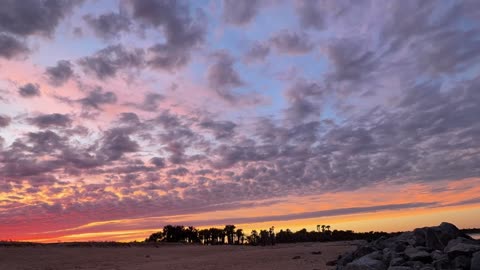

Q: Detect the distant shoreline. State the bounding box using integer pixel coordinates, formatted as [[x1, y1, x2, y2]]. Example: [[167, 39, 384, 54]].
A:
[[2, 227, 479, 246]]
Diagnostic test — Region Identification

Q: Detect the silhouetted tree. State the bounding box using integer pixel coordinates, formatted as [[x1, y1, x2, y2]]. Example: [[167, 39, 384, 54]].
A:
[[145, 232, 163, 242], [269, 226, 275, 245], [249, 230, 259, 246], [145, 223, 394, 246], [163, 225, 186, 242], [276, 229, 294, 243], [235, 228, 244, 244], [199, 229, 209, 244], [185, 226, 199, 243], [259, 230, 269, 246], [208, 228, 225, 245], [224, 225, 236, 245]]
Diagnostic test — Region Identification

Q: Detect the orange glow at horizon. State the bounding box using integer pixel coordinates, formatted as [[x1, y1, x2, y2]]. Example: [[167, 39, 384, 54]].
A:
[[10, 178, 480, 243], [20, 204, 480, 243]]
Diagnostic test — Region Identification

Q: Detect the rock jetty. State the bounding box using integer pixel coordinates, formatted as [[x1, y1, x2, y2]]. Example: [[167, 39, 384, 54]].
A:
[[333, 222, 480, 270]]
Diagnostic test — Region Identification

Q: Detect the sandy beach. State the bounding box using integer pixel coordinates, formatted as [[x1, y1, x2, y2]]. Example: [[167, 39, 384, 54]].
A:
[[0, 241, 357, 270]]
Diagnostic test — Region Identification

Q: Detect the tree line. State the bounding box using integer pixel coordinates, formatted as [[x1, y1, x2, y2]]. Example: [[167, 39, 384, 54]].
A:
[[145, 224, 394, 245]]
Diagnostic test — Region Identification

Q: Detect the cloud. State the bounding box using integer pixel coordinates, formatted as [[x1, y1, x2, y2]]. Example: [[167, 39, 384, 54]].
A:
[[325, 38, 379, 83], [25, 130, 67, 155], [128, 0, 205, 70], [78, 88, 117, 110], [150, 157, 166, 168], [99, 127, 140, 161], [28, 113, 72, 129], [117, 112, 141, 126], [153, 110, 182, 129], [295, 0, 325, 30], [55, 87, 118, 112], [0, 0, 81, 59], [244, 41, 270, 63], [78, 45, 144, 79], [146, 43, 190, 71], [18, 83, 41, 97], [187, 202, 439, 226], [223, 0, 261, 25], [83, 12, 131, 40], [0, 0, 79, 37], [45, 60, 74, 86], [0, 34, 29, 59], [3, 0, 480, 240], [316, 1, 480, 99], [125, 92, 165, 111], [284, 79, 325, 121], [0, 115, 11, 128], [207, 51, 244, 102], [199, 119, 237, 139], [269, 30, 314, 54], [167, 167, 189, 176], [443, 197, 480, 207]]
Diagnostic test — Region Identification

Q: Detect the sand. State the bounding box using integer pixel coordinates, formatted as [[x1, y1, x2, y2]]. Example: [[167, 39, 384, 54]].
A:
[[0, 241, 358, 270]]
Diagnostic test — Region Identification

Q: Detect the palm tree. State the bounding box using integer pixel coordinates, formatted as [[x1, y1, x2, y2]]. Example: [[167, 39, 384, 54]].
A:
[[321, 225, 326, 233], [317, 224, 321, 232], [219, 229, 226, 244], [185, 226, 199, 243], [259, 230, 269, 246], [235, 228, 244, 244], [224, 225, 236, 245], [198, 229, 209, 244], [209, 228, 224, 244], [249, 230, 259, 245], [269, 226, 275, 245]]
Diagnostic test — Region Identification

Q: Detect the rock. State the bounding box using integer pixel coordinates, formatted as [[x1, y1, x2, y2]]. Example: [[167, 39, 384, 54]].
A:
[[292, 255, 301, 260], [412, 228, 427, 247], [387, 267, 412, 270], [404, 246, 432, 263], [432, 258, 450, 270], [312, 251, 322, 255], [402, 260, 426, 270], [335, 223, 478, 270], [344, 255, 387, 270], [430, 250, 446, 261], [411, 222, 472, 251], [366, 251, 384, 261], [425, 228, 445, 250], [438, 223, 472, 245], [453, 255, 471, 269], [445, 237, 480, 258], [389, 257, 405, 267], [337, 252, 356, 266], [373, 237, 389, 250], [410, 261, 424, 270], [471, 251, 480, 270], [396, 232, 416, 246], [393, 242, 408, 253], [439, 222, 469, 238], [383, 248, 393, 262], [354, 246, 378, 258]]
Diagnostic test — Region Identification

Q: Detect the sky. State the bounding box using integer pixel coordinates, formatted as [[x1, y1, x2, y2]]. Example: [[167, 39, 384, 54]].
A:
[[0, 0, 480, 242]]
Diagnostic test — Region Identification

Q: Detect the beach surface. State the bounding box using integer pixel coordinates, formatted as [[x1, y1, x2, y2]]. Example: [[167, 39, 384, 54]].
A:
[[0, 241, 357, 270]]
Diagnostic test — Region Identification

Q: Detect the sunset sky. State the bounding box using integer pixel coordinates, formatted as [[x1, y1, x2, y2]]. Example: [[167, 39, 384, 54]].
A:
[[1, 0, 480, 243]]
